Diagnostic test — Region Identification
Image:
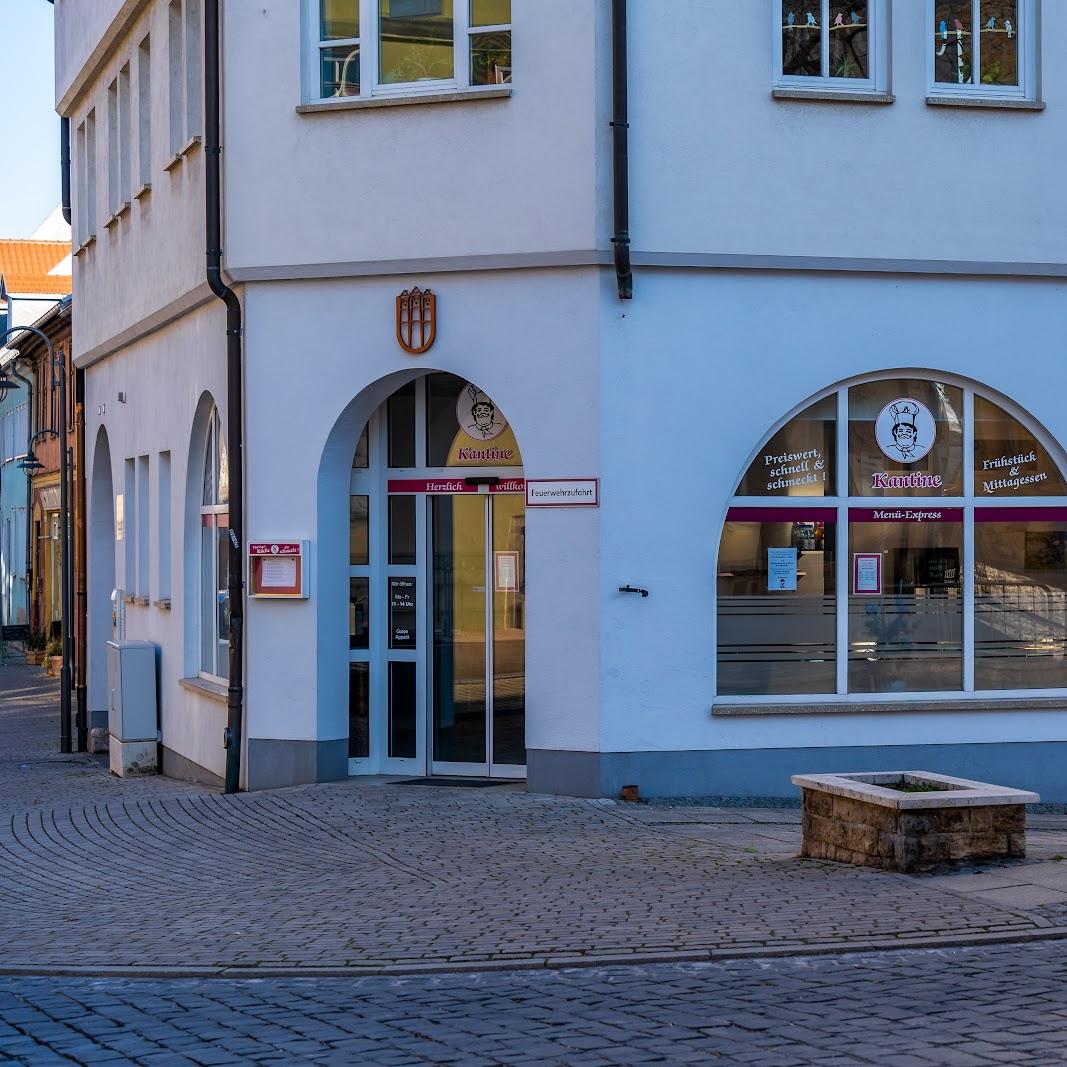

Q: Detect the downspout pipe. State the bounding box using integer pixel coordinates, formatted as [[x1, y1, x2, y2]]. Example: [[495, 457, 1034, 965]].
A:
[[60, 118, 72, 226], [205, 0, 245, 794], [611, 0, 633, 300]]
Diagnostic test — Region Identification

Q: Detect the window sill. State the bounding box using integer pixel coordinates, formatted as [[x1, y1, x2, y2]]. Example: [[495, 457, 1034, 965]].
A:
[[179, 676, 227, 704], [772, 87, 894, 105], [154, 598, 171, 611], [926, 95, 1045, 111], [181, 134, 202, 157], [163, 151, 183, 173], [713, 697, 1067, 717], [104, 203, 130, 230], [296, 87, 511, 114], [134, 182, 152, 201], [73, 235, 96, 257]]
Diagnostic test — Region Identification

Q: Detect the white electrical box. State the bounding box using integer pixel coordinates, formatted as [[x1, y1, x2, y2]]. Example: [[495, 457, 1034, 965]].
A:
[[107, 640, 159, 776]]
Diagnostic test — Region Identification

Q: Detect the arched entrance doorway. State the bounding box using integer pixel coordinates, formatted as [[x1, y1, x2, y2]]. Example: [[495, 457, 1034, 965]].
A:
[[348, 373, 526, 778]]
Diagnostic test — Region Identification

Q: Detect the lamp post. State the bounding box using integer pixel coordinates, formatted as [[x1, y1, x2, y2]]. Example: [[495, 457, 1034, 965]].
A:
[[0, 327, 73, 754]]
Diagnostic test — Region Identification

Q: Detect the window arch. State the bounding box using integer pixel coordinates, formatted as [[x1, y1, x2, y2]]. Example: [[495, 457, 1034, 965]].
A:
[[717, 373, 1067, 700], [199, 407, 229, 682]]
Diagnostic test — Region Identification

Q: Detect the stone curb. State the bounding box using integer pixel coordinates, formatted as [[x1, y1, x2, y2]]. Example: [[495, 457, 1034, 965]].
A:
[[3, 927, 1067, 981]]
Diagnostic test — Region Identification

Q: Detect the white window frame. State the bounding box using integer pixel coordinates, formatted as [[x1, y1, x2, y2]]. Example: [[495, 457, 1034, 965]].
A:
[[926, 0, 1038, 102], [717, 370, 1067, 706], [773, 0, 890, 95], [307, 0, 512, 102]]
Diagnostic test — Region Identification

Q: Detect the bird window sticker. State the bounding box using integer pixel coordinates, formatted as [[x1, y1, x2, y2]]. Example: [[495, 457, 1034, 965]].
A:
[[782, 2, 869, 81], [934, 2, 1018, 88]]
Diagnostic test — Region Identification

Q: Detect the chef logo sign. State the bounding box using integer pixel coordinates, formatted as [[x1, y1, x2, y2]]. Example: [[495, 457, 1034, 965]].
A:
[[872, 398, 942, 490]]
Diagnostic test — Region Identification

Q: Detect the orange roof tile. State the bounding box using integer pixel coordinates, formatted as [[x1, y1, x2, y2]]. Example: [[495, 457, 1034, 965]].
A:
[[0, 239, 72, 296]]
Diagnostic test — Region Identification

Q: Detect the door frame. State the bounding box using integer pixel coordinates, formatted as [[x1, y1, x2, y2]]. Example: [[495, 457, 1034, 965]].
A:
[[347, 375, 527, 780]]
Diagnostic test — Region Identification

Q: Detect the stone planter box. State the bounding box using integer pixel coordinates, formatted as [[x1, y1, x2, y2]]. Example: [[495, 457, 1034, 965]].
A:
[[792, 771, 1039, 872]]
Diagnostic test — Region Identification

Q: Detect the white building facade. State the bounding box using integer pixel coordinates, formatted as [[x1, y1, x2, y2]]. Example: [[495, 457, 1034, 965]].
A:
[[56, 0, 1067, 798]]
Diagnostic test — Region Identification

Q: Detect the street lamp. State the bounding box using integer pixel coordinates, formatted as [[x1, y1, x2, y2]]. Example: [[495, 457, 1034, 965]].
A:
[[0, 326, 73, 754]]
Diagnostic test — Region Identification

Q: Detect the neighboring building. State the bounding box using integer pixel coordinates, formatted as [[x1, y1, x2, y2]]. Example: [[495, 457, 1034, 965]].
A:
[[9, 298, 76, 647], [55, 1, 1067, 798], [0, 228, 71, 635]]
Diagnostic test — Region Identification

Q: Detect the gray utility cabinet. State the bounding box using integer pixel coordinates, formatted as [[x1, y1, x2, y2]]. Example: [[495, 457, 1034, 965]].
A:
[[107, 640, 158, 743]]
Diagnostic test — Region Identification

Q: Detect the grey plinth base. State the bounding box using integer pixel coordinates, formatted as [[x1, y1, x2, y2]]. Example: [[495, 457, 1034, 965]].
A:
[[794, 771, 1039, 872], [109, 738, 158, 777]]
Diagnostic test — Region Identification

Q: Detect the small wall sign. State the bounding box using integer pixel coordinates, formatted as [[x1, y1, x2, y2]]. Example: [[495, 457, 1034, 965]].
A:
[[525, 479, 600, 508], [249, 541, 309, 599], [396, 287, 437, 355]]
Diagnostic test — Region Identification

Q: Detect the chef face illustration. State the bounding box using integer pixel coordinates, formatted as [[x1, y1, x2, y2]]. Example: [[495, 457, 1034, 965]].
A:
[[875, 397, 936, 465], [889, 403, 919, 459], [457, 385, 507, 442]]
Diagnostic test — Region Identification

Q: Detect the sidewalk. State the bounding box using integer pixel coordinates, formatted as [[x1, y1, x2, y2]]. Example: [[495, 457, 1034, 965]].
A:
[[2, 661, 1067, 978]]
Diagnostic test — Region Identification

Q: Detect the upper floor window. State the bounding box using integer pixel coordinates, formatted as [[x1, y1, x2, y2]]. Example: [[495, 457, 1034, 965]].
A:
[[315, 0, 511, 101], [928, 1, 1037, 101], [777, 1, 888, 93]]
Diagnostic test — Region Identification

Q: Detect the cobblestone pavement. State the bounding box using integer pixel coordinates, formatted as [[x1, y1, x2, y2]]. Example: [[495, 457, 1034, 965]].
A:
[[0, 662, 204, 813], [2, 942, 1067, 1065], [4, 660, 1067, 976]]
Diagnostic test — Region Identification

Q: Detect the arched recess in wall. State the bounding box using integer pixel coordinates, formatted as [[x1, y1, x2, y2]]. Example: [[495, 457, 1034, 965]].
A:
[[716, 370, 1067, 703], [88, 425, 115, 714], [316, 368, 528, 777], [183, 392, 229, 683]]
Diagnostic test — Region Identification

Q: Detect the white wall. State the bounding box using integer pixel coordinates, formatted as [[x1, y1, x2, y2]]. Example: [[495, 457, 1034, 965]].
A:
[[628, 1, 1067, 265], [243, 268, 603, 756], [84, 300, 228, 778], [61, 1, 205, 360], [222, 0, 606, 272], [599, 267, 1067, 755]]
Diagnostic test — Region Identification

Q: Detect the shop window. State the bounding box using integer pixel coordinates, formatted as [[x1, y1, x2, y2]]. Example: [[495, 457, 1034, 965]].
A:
[[315, 0, 509, 99], [974, 397, 1067, 497], [777, 0, 889, 95], [425, 372, 521, 468], [848, 513, 963, 692], [199, 407, 229, 682], [718, 374, 1067, 700], [848, 379, 963, 497], [735, 396, 836, 497], [717, 511, 837, 695], [928, 0, 1037, 102]]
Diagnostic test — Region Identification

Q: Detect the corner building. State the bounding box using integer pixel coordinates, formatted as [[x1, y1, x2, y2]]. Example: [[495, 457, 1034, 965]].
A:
[[57, 0, 1067, 799]]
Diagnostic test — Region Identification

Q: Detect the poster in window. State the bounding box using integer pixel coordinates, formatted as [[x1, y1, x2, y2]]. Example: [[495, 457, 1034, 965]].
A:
[[389, 578, 417, 649], [767, 547, 798, 592], [853, 552, 882, 595]]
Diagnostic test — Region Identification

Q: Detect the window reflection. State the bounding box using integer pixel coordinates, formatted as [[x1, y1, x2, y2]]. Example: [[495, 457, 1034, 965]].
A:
[[976, 518, 1067, 689], [717, 514, 837, 696], [379, 0, 454, 85]]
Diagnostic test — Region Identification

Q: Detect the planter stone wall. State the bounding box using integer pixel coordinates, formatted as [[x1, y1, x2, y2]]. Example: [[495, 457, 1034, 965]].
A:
[[793, 771, 1038, 873]]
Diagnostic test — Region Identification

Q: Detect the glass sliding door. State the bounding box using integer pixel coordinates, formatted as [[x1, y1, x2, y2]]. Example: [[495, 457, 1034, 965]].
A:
[[432, 494, 488, 769], [431, 492, 526, 777], [491, 494, 526, 770]]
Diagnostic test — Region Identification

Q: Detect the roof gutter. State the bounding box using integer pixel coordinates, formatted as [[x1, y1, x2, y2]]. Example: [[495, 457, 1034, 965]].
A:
[[205, 0, 245, 794], [611, 0, 633, 300]]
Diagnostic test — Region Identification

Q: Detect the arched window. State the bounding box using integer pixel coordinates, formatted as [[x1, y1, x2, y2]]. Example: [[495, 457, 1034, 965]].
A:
[[717, 375, 1067, 700], [199, 407, 229, 682]]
